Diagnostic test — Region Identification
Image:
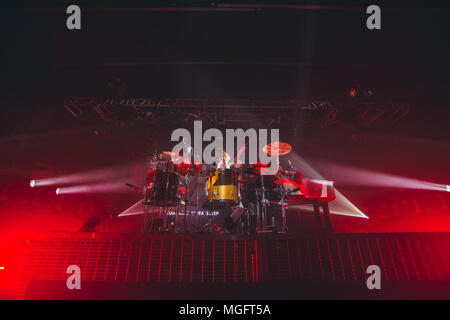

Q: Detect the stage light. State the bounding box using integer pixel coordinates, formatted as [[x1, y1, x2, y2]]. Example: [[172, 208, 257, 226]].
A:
[[279, 153, 368, 219], [313, 161, 447, 192], [56, 181, 128, 195], [118, 200, 145, 217], [0, 266, 4, 270], [28, 163, 139, 188]]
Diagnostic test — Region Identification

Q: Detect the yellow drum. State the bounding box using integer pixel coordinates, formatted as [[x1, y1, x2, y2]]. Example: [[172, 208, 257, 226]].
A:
[[205, 169, 239, 205]]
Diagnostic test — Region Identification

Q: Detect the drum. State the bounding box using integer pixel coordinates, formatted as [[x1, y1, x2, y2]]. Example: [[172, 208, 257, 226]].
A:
[[175, 162, 202, 176], [205, 169, 239, 205], [144, 169, 179, 207]]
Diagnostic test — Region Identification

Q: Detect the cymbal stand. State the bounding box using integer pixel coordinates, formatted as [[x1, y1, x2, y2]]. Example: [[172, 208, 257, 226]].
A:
[[182, 173, 190, 233], [257, 175, 271, 232], [276, 174, 288, 233]]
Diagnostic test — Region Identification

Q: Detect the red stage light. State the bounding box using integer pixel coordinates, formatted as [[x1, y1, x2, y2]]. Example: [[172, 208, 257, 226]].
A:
[[29, 180, 36, 188]]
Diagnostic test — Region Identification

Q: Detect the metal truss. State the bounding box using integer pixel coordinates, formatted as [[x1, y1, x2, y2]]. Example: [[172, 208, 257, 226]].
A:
[[63, 96, 411, 127]]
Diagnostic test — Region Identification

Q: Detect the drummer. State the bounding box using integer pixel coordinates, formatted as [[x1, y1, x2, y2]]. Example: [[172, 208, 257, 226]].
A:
[[215, 150, 232, 169], [205, 150, 238, 233], [213, 150, 278, 234]]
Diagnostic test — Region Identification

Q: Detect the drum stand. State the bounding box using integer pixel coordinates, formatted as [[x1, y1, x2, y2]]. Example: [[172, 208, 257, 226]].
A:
[[161, 206, 168, 232], [278, 177, 289, 233], [261, 174, 279, 233], [256, 174, 271, 233], [171, 172, 192, 233], [255, 174, 288, 233], [143, 205, 165, 233], [202, 200, 220, 234], [182, 174, 190, 232], [142, 204, 151, 233]]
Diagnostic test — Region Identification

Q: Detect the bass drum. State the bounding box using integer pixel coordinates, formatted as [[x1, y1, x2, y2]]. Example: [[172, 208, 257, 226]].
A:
[[144, 169, 179, 207], [205, 169, 239, 206]]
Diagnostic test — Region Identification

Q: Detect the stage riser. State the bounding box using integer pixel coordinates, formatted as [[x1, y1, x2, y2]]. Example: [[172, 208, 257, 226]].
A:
[[262, 235, 450, 282], [3, 233, 450, 299]]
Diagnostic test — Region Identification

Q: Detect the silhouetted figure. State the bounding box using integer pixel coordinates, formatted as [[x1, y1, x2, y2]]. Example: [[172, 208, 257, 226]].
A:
[[78, 216, 101, 232]]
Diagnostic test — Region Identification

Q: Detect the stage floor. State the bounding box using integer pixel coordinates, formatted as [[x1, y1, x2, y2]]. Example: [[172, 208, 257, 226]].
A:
[[2, 231, 450, 299]]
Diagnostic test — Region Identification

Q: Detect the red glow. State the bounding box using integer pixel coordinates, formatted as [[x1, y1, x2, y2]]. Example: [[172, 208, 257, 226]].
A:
[[1, 232, 448, 299]]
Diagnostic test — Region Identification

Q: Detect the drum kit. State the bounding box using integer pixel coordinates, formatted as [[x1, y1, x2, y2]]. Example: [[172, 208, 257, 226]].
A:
[[137, 143, 302, 234]]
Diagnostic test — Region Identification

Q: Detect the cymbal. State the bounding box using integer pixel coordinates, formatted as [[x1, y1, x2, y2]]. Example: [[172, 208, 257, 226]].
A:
[[161, 151, 173, 160], [263, 142, 292, 156]]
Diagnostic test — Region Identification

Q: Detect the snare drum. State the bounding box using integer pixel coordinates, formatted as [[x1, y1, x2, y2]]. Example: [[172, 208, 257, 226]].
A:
[[205, 169, 239, 205], [144, 169, 179, 207]]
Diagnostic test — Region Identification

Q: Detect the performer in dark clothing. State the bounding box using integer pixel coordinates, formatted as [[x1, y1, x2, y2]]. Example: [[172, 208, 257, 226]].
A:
[[78, 216, 101, 232]]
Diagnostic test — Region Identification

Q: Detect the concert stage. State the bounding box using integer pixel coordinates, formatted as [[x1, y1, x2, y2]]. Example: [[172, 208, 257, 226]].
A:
[[3, 231, 450, 300], [2, 0, 450, 304]]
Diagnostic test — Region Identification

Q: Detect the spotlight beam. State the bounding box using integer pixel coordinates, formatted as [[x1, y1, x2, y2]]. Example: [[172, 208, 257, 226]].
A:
[[29, 162, 142, 188], [118, 201, 145, 217], [56, 181, 129, 195], [314, 162, 447, 192], [287, 153, 368, 219]]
